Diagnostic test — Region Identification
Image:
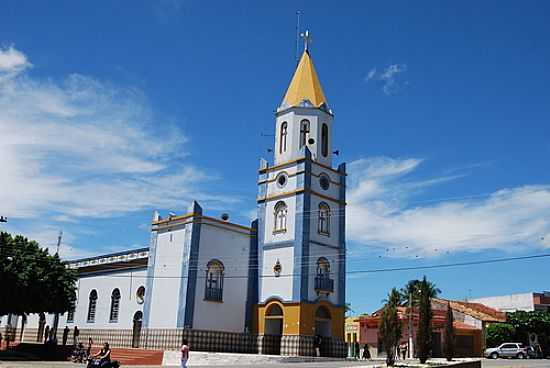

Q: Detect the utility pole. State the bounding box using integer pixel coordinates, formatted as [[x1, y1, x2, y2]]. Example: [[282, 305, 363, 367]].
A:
[[56, 230, 63, 255], [408, 291, 414, 359]]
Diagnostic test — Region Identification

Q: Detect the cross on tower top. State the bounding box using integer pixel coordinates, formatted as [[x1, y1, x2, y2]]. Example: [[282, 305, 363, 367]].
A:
[[300, 30, 312, 52]]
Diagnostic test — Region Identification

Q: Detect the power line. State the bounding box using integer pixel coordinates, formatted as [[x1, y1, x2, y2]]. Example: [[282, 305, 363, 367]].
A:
[[73, 252, 550, 280]]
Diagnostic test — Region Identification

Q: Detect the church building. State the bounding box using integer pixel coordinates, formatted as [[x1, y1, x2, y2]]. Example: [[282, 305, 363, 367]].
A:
[[6, 37, 347, 357]]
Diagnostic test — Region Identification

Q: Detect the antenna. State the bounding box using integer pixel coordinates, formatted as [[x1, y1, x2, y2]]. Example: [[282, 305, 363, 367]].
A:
[[295, 10, 301, 62], [56, 230, 63, 255]]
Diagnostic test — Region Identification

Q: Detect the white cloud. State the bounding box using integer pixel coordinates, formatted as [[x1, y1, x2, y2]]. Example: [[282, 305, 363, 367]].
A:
[[366, 64, 407, 95], [347, 157, 550, 256], [0, 46, 239, 221], [0, 45, 31, 79]]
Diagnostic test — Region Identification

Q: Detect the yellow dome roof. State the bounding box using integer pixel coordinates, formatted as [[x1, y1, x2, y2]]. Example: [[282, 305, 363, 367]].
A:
[[281, 50, 328, 109]]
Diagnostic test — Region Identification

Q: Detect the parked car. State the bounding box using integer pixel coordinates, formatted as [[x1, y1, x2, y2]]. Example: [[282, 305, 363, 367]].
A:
[[484, 343, 528, 359]]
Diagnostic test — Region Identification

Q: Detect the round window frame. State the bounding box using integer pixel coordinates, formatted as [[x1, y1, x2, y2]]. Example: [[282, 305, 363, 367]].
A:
[[276, 172, 288, 188], [319, 174, 330, 191]]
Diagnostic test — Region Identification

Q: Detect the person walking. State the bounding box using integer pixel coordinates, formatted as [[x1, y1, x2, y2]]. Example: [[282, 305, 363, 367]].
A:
[[401, 343, 407, 360], [44, 325, 50, 344], [362, 343, 371, 360], [62, 326, 70, 346], [353, 341, 360, 359], [86, 337, 94, 358], [180, 338, 189, 368], [314, 335, 322, 357]]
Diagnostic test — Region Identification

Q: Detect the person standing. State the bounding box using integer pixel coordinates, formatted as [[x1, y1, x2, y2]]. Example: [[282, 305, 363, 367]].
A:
[[86, 337, 93, 358], [314, 335, 322, 357], [73, 326, 80, 346], [362, 344, 371, 360], [180, 339, 189, 368], [62, 326, 70, 346], [44, 325, 50, 344], [0, 331, 3, 351]]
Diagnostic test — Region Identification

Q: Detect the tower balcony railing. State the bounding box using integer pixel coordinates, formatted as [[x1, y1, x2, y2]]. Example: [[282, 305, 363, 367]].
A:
[[205, 287, 223, 302], [315, 276, 334, 293]]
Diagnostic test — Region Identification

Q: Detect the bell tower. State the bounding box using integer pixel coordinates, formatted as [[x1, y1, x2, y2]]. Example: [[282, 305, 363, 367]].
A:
[[255, 32, 346, 356]]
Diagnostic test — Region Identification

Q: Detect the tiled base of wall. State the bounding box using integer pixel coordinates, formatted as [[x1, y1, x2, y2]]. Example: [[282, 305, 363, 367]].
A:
[[20, 328, 346, 357]]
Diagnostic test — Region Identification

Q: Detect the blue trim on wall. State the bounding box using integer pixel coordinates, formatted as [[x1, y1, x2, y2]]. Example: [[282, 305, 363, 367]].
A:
[[142, 227, 158, 328], [176, 201, 203, 328], [309, 239, 340, 250], [257, 202, 266, 301], [184, 201, 202, 328], [337, 163, 346, 307], [293, 148, 312, 302], [262, 240, 294, 250], [244, 219, 259, 332]]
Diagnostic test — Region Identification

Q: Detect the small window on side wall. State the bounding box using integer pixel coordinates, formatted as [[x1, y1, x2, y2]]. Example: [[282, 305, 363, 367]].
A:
[[318, 202, 330, 235], [273, 201, 288, 233], [205, 260, 224, 302]]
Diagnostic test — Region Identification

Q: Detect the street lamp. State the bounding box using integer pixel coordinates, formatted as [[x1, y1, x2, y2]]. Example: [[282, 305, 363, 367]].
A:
[[0, 216, 7, 223]]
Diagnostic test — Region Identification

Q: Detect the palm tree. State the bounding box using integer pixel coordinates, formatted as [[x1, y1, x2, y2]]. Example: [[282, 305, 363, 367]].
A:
[[400, 277, 441, 307], [379, 288, 402, 367]]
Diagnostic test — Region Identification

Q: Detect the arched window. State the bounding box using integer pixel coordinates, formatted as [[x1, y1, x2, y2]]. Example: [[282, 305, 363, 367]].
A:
[[279, 122, 288, 154], [109, 289, 121, 322], [316, 305, 331, 319], [136, 286, 145, 305], [205, 260, 224, 302], [316, 257, 331, 278], [318, 202, 330, 235], [273, 201, 288, 233], [266, 303, 283, 317], [66, 300, 76, 323], [87, 290, 98, 323], [299, 119, 310, 148], [321, 123, 329, 157]]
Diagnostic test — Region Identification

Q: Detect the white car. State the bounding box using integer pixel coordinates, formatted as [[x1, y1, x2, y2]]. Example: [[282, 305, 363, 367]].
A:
[[484, 343, 528, 359]]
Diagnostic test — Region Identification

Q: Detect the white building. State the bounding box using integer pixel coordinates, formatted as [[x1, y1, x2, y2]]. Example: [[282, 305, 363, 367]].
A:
[[3, 37, 347, 357], [471, 292, 550, 313]]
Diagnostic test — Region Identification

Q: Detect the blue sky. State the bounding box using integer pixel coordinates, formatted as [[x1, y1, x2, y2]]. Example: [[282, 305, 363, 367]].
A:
[[1, 0, 550, 313]]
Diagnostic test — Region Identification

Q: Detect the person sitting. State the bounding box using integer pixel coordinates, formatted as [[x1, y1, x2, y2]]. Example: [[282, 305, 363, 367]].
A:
[[88, 342, 112, 368]]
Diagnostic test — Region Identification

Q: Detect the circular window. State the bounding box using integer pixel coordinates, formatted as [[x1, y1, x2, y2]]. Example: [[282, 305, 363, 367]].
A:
[[276, 172, 288, 188], [136, 286, 145, 305], [319, 174, 330, 190], [308, 138, 315, 145]]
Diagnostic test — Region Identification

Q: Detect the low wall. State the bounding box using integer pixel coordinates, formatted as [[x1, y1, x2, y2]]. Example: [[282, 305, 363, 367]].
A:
[[19, 328, 346, 358]]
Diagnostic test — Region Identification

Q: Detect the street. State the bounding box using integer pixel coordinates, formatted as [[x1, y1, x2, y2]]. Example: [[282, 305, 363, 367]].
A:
[[481, 358, 550, 368]]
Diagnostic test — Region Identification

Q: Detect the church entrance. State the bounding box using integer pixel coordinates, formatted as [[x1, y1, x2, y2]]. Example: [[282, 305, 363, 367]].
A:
[[263, 303, 283, 355], [314, 306, 332, 337], [132, 311, 143, 348]]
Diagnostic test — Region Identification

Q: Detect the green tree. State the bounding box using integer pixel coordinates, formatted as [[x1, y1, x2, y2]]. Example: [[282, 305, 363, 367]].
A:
[[400, 278, 441, 307], [416, 276, 435, 364], [443, 302, 455, 361], [507, 311, 550, 356], [0, 232, 77, 316], [379, 288, 402, 367], [486, 323, 516, 348]]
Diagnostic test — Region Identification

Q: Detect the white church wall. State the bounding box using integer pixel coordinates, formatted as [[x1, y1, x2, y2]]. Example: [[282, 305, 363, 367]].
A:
[[147, 225, 188, 328], [192, 222, 251, 332], [23, 268, 147, 332], [260, 246, 294, 302], [310, 164, 341, 200]]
